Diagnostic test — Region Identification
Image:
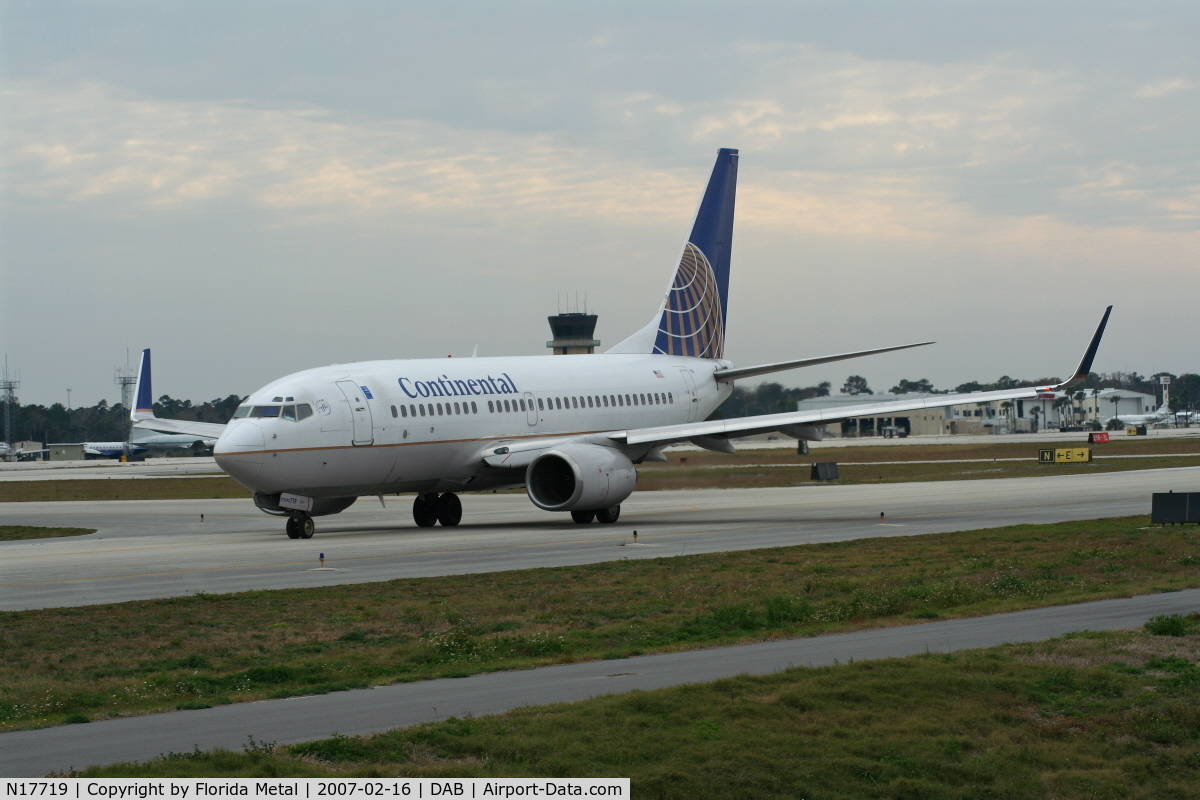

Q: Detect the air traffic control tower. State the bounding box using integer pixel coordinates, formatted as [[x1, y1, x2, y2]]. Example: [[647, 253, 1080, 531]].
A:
[[547, 312, 600, 355]]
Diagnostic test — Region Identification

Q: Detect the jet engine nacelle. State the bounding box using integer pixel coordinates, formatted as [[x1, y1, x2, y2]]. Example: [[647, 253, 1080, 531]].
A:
[[525, 444, 637, 512]]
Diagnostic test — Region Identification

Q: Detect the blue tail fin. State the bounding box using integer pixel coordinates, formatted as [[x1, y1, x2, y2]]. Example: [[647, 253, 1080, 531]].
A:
[[653, 148, 738, 358], [131, 348, 155, 421]]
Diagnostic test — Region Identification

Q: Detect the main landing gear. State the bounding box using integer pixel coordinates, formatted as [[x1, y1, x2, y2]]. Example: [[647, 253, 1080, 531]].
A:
[[285, 513, 315, 539], [413, 492, 462, 527], [571, 505, 620, 524]]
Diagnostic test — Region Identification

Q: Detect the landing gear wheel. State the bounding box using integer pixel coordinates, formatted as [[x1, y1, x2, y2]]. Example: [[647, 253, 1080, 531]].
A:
[[287, 513, 314, 539], [413, 494, 438, 527], [437, 492, 462, 526], [595, 505, 621, 524], [571, 510, 596, 524]]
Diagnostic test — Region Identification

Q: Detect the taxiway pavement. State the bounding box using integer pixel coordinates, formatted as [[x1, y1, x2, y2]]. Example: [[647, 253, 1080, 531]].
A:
[[3, 588, 1198, 777], [3, 467, 1198, 611]]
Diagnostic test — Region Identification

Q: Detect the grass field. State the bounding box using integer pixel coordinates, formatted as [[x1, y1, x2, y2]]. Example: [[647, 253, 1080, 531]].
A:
[[4, 436, 1199, 501], [0, 525, 96, 541], [4, 515, 1199, 733], [72, 622, 1200, 799], [0, 477, 246, 502]]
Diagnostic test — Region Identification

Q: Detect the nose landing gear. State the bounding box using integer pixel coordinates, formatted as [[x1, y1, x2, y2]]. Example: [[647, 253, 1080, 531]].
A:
[[412, 492, 462, 527], [285, 513, 315, 539]]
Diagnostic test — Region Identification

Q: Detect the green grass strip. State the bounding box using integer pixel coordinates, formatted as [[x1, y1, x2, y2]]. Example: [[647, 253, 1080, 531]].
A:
[[74, 626, 1200, 798], [0, 525, 95, 541], [3, 516, 1199, 732]]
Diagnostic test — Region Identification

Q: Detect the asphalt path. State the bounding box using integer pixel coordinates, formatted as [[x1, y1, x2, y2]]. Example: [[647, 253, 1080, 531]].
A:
[[3, 467, 1199, 610], [3, 588, 1198, 777]]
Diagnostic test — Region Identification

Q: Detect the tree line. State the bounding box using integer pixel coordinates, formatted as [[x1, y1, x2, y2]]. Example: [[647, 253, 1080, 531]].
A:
[[2, 395, 243, 444]]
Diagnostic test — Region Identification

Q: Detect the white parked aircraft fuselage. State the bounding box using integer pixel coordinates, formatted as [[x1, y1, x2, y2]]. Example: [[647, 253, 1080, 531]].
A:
[[215, 354, 731, 498]]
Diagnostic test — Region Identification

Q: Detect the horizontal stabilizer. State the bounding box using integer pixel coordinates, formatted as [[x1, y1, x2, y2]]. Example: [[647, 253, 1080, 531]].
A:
[[714, 341, 934, 383]]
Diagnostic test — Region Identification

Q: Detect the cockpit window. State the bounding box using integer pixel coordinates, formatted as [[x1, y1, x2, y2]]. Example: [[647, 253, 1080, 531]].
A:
[[252, 405, 281, 417], [296, 404, 313, 420], [233, 406, 251, 418], [281, 405, 297, 421]]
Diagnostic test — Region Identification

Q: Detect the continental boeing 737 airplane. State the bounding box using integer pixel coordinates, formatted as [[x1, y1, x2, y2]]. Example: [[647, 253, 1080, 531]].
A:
[[133, 149, 1113, 539]]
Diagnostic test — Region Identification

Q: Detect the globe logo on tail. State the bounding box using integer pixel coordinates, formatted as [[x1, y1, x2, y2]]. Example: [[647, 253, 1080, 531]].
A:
[[653, 242, 725, 358]]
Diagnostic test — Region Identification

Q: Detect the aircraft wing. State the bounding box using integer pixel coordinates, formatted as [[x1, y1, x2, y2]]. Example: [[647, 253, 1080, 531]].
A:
[[613, 384, 1063, 447], [612, 306, 1113, 450], [130, 417, 227, 439]]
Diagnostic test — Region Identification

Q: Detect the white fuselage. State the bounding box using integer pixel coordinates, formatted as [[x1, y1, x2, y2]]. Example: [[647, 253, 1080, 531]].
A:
[[213, 353, 731, 498], [1112, 407, 1171, 427]]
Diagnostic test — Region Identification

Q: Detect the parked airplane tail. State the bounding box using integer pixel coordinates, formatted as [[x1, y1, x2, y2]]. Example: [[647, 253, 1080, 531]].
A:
[[131, 348, 155, 423]]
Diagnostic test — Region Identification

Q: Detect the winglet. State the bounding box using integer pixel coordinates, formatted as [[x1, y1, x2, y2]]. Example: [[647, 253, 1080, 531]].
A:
[[131, 348, 156, 422], [1061, 306, 1112, 390]]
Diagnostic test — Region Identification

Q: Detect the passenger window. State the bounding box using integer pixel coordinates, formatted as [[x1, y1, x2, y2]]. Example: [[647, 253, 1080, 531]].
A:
[[553, 397, 560, 409], [640, 394, 646, 405], [625, 395, 632, 406], [471, 401, 477, 413], [436, 403, 442, 415], [282, 405, 297, 421], [454, 402, 461, 414], [296, 404, 313, 420], [668, 393, 673, 403], [409, 405, 416, 417], [488, 400, 494, 412], [587, 396, 593, 408], [419, 405, 426, 417], [602, 396, 609, 407], [400, 405, 408, 418], [537, 398, 544, 410], [504, 400, 511, 412], [390, 405, 398, 418]]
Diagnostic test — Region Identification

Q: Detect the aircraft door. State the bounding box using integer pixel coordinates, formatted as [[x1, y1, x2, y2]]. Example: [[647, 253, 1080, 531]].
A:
[[336, 380, 375, 446], [524, 392, 538, 426], [679, 369, 699, 422]]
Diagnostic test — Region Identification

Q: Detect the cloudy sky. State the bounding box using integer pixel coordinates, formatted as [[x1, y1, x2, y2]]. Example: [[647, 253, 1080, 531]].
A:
[[2, 1, 1198, 407]]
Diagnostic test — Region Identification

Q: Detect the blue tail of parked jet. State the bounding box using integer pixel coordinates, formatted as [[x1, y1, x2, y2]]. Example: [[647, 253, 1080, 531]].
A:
[[652, 147, 738, 359], [131, 348, 155, 421]]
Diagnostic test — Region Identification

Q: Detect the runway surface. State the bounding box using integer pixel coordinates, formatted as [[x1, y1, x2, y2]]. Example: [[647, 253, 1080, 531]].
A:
[[3, 587, 1197, 777], [3, 466, 1198, 611]]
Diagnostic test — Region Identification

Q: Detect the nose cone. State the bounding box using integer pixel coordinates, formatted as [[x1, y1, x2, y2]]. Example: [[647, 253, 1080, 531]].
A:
[[214, 421, 266, 485]]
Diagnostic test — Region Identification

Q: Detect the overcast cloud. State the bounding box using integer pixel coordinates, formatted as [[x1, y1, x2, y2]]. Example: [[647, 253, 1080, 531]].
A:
[[2, 1, 1198, 406]]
